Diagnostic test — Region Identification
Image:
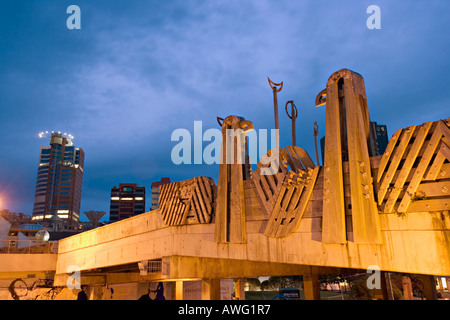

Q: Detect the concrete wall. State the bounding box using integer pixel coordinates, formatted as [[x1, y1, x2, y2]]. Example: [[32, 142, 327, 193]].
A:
[[0, 254, 57, 273], [0, 277, 170, 300], [54, 186, 450, 279]]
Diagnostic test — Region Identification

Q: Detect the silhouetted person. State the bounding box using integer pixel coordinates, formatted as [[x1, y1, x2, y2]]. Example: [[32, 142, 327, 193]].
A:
[[138, 282, 165, 300], [154, 282, 165, 300], [77, 285, 88, 300], [138, 290, 151, 300]]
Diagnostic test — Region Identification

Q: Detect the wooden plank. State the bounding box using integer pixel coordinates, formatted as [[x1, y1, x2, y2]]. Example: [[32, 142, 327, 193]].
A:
[[193, 185, 207, 223], [282, 183, 297, 211], [192, 188, 205, 223], [398, 121, 448, 213], [214, 122, 230, 242], [291, 146, 316, 170], [378, 126, 416, 205], [252, 156, 288, 220], [174, 182, 191, 225], [377, 128, 403, 182], [159, 183, 172, 219], [439, 142, 450, 163], [416, 180, 450, 198], [282, 166, 320, 237], [197, 177, 212, 216], [344, 75, 381, 244], [273, 184, 298, 238], [288, 185, 305, 210], [229, 120, 247, 244], [264, 187, 287, 237], [171, 183, 185, 225], [201, 176, 213, 198], [252, 170, 267, 201], [256, 172, 272, 211], [282, 186, 304, 225], [258, 173, 272, 200], [321, 77, 347, 244], [171, 181, 191, 225], [382, 122, 433, 212], [424, 151, 446, 181], [285, 146, 305, 171], [435, 161, 450, 180], [162, 182, 178, 224], [407, 198, 450, 212], [264, 173, 278, 194]]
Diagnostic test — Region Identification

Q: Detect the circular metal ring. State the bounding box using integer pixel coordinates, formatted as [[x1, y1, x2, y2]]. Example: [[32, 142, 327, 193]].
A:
[[285, 100, 298, 120]]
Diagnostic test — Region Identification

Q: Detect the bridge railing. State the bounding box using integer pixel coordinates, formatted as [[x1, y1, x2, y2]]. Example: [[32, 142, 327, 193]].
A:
[[0, 240, 58, 254]]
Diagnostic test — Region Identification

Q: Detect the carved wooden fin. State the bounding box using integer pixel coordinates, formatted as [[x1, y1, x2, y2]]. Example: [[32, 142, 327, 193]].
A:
[[159, 176, 216, 226], [377, 119, 450, 214], [252, 145, 319, 238]]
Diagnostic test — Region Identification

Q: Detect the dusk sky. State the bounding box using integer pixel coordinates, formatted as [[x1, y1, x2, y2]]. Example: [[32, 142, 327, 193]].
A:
[[0, 0, 449, 221]]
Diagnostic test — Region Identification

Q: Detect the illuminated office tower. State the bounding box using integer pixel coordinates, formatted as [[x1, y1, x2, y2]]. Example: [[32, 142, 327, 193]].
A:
[[150, 177, 171, 210], [109, 183, 146, 222], [31, 132, 84, 226]]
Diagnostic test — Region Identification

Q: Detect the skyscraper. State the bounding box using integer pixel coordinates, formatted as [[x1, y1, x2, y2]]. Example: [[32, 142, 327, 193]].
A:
[[31, 132, 84, 226], [369, 121, 389, 156], [150, 177, 171, 210], [109, 183, 145, 222], [374, 122, 389, 155]]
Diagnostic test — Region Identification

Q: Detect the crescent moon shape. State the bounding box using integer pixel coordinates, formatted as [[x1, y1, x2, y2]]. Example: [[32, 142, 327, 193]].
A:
[[268, 77, 283, 92], [315, 89, 327, 107]]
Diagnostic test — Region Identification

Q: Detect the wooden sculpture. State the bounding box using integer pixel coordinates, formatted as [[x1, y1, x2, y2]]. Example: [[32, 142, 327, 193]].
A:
[[315, 69, 381, 244]]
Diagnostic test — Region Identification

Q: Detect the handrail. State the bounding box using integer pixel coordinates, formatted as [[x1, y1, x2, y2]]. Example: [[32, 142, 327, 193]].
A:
[[0, 240, 58, 254]]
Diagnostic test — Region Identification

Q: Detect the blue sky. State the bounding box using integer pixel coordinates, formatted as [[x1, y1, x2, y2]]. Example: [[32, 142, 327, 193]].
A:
[[0, 0, 449, 220]]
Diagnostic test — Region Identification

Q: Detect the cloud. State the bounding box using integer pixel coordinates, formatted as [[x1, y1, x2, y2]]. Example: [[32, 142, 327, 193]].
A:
[[1, 0, 449, 216]]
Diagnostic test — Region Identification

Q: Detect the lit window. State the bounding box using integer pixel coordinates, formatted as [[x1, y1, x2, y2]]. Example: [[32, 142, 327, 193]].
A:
[[135, 197, 144, 201], [57, 210, 69, 214], [121, 197, 133, 201], [111, 197, 120, 201], [442, 277, 448, 290], [58, 214, 69, 219]]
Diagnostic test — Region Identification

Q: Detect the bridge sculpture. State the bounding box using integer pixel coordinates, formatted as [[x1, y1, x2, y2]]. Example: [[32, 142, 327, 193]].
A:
[[2, 68, 449, 300]]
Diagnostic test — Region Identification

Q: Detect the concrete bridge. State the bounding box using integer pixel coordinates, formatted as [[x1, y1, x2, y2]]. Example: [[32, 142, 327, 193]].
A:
[[1, 69, 449, 300]]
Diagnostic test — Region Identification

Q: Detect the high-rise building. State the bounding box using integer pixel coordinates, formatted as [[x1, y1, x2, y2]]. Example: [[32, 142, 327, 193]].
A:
[[31, 132, 84, 226], [109, 183, 145, 222], [320, 121, 388, 162], [150, 177, 171, 210], [320, 136, 325, 166], [374, 122, 389, 155], [368, 121, 389, 156]]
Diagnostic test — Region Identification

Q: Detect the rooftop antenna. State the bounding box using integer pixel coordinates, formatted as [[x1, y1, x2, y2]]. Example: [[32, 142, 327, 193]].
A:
[[38, 131, 74, 140]]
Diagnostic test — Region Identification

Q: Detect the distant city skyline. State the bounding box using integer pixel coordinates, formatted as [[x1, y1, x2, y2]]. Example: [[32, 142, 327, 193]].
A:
[[0, 1, 449, 221]]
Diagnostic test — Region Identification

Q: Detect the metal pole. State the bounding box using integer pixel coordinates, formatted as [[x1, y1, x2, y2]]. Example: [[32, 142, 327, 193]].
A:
[[285, 101, 298, 147], [268, 77, 283, 149], [386, 272, 394, 300], [314, 121, 320, 166]]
